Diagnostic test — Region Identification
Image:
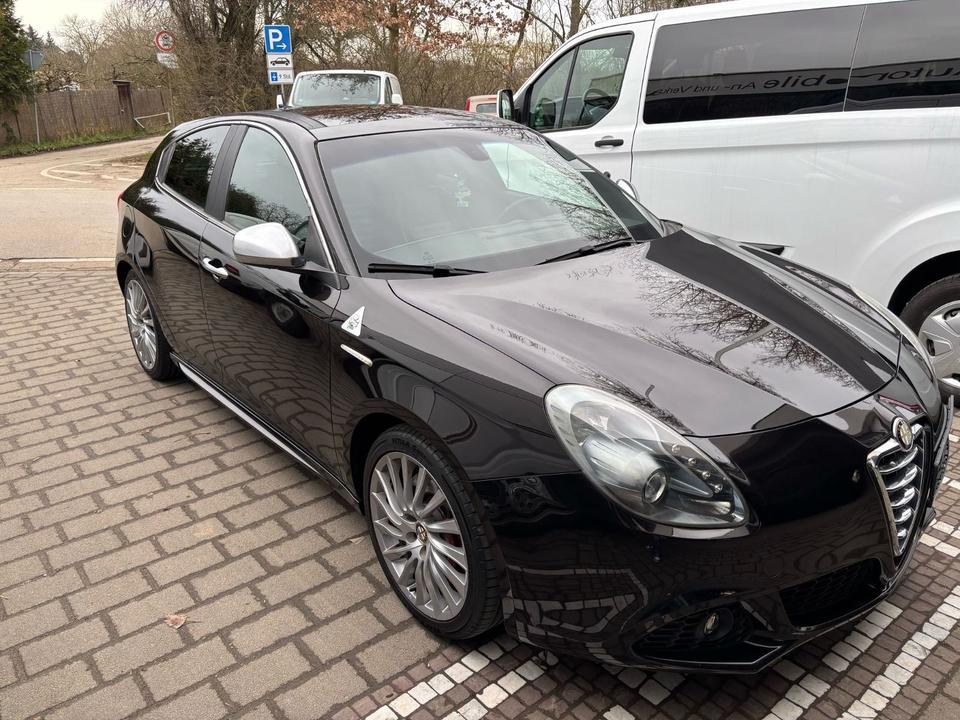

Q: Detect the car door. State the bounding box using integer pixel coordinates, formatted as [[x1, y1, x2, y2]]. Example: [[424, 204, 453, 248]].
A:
[[521, 25, 652, 182], [134, 124, 231, 373], [198, 123, 343, 477]]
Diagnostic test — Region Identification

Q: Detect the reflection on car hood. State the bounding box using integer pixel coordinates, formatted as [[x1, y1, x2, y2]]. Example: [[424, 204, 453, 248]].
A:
[[389, 230, 901, 437]]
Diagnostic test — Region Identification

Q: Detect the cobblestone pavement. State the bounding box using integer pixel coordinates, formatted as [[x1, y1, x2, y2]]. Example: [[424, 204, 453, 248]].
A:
[[2, 267, 960, 720]]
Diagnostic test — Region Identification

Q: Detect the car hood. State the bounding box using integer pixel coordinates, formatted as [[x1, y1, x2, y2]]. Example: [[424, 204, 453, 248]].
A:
[[389, 230, 901, 436]]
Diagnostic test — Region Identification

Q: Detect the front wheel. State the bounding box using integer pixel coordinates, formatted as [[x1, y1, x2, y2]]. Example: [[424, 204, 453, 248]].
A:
[[900, 275, 960, 384], [364, 426, 502, 639]]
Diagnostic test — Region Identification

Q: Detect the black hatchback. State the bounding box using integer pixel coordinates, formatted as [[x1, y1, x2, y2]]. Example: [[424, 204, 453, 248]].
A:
[[117, 105, 952, 672]]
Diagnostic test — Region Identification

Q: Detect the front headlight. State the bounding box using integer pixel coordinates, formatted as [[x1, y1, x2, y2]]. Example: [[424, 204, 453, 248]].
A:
[[854, 289, 936, 378], [545, 385, 747, 528]]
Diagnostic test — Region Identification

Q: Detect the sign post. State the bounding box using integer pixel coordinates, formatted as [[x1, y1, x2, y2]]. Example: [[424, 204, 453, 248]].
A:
[[21, 49, 44, 144], [153, 30, 177, 124], [263, 25, 295, 94]]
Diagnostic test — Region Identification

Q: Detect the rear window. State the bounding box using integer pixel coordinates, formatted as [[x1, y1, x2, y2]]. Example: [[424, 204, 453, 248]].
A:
[[475, 102, 497, 114], [163, 126, 229, 208], [846, 0, 960, 111], [643, 6, 862, 124]]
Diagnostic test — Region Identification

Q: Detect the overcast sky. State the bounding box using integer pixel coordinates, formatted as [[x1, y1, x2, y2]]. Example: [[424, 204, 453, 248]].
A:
[[15, 0, 114, 37]]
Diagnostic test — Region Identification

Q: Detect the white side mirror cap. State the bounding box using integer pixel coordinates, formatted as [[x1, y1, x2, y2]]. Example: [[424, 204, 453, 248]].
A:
[[276, 93, 284, 110], [391, 93, 403, 105], [616, 178, 639, 201], [233, 222, 302, 268]]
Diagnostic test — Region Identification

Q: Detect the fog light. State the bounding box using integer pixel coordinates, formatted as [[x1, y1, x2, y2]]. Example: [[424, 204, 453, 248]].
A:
[[702, 612, 720, 636]]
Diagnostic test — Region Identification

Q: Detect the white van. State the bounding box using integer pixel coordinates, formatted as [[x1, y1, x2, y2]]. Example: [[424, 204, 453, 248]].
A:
[[504, 0, 960, 385], [283, 70, 403, 108]]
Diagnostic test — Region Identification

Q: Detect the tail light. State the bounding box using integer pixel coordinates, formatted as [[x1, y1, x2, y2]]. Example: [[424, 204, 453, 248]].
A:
[[117, 192, 123, 210], [465, 99, 471, 111]]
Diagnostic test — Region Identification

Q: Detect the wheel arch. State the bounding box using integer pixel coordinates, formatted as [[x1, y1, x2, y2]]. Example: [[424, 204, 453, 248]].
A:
[[116, 259, 133, 290], [889, 251, 960, 314]]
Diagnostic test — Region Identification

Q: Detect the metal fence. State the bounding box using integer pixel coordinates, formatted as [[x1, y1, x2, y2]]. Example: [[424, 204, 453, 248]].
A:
[[0, 87, 172, 146]]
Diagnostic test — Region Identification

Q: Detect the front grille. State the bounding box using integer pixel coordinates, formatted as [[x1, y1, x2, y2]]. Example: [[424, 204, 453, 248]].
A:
[[780, 559, 882, 627], [868, 422, 927, 555]]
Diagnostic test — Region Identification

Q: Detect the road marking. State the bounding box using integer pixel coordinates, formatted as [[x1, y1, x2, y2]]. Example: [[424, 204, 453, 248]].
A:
[[15, 257, 113, 263]]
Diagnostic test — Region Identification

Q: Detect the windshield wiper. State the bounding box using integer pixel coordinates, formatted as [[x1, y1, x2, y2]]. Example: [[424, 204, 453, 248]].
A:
[[367, 262, 486, 277], [538, 236, 639, 265]]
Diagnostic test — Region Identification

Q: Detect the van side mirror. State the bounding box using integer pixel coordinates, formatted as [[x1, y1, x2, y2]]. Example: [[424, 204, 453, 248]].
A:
[[276, 93, 284, 110], [391, 93, 403, 105], [497, 89, 514, 121], [234, 222, 303, 269], [616, 178, 639, 201]]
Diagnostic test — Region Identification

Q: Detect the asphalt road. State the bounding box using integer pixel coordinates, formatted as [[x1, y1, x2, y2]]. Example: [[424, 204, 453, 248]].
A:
[[0, 137, 161, 260]]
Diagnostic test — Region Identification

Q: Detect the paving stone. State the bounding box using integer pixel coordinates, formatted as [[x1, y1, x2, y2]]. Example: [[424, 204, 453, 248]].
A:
[[47, 677, 147, 720], [0, 601, 69, 652], [109, 583, 195, 636], [94, 624, 184, 680], [276, 660, 368, 720], [229, 605, 311, 657], [0, 660, 95, 720], [19, 617, 111, 675], [304, 607, 385, 663], [220, 643, 311, 706], [138, 684, 228, 720], [141, 637, 235, 700], [69, 570, 150, 617]]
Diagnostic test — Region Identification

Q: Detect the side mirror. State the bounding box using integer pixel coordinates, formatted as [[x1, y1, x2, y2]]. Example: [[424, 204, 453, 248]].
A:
[[497, 88, 514, 121], [276, 93, 284, 110], [234, 222, 303, 269], [391, 93, 403, 105], [616, 178, 639, 202]]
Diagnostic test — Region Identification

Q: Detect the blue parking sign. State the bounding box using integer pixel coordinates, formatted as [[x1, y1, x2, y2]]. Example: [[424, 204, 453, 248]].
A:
[[270, 71, 279, 83], [264, 25, 292, 54]]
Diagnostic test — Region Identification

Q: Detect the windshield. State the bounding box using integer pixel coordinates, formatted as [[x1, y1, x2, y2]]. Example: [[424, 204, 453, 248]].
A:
[[317, 127, 663, 275], [292, 74, 381, 106]]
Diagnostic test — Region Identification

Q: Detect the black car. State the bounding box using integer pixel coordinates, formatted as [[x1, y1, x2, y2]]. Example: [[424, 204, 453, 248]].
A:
[[117, 105, 952, 672]]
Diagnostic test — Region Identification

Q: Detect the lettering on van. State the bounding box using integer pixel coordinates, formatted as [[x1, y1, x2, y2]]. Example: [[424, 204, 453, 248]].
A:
[[646, 68, 850, 100]]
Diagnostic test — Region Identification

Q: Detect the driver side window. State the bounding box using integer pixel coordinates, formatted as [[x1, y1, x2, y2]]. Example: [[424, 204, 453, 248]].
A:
[[561, 34, 632, 129], [224, 127, 311, 251]]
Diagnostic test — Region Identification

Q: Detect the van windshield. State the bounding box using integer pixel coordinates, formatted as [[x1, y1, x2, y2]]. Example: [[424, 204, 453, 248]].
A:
[[292, 74, 381, 106], [317, 126, 664, 275]]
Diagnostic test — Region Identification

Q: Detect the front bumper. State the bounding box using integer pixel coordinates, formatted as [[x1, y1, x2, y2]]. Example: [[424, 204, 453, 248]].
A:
[[476, 392, 951, 672]]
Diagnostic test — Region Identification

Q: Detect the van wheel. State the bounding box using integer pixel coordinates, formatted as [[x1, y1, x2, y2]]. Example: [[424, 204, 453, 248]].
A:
[[900, 275, 960, 381], [364, 425, 502, 640]]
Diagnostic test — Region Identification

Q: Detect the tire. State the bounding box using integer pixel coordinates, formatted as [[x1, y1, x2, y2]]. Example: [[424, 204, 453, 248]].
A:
[[364, 425, 502, 640], [123, 274, 177, 381], [900, 275, 960, 381]]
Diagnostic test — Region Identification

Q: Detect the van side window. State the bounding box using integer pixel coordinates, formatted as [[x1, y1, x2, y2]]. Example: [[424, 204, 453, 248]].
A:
[[643, 6, 862, 124], [163, 126, 230, 208], [561, 34, 633, 129], [529, 49, 575, 130], [847, 0, 960, 111]]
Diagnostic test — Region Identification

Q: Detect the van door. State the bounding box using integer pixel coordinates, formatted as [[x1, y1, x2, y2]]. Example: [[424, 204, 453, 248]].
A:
[[523, 23, 653, 183]]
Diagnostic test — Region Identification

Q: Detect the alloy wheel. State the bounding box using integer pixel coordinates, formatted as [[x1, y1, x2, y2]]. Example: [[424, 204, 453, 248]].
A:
[[125, 279, 158, 370], [369, 451, 469, 621], [917, 301, 960, 386]]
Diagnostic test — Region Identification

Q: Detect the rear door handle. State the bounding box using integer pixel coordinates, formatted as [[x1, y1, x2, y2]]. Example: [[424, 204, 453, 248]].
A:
[[201, 257, 228, 279], [595, 137, 624, 148]]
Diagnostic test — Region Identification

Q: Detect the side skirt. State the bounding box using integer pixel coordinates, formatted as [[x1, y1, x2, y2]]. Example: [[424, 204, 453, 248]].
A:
[[173, 354, 361, 510]]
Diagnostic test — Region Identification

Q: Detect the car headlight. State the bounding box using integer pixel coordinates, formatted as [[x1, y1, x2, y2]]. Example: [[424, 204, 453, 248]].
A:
[[545, 385, 747, 528], [854, 289, 936, 378]]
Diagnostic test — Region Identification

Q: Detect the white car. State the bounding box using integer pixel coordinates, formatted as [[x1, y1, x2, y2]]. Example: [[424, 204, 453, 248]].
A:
[[281, 70, 403, 108], [502, 0, 960, 386]]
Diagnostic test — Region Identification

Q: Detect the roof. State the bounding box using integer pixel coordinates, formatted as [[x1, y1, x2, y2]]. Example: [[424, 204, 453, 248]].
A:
[[291, 105, 514, 140]]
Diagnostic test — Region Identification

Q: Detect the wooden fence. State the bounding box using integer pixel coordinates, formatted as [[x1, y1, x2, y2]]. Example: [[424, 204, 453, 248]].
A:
[[0, 87, 172, 146]]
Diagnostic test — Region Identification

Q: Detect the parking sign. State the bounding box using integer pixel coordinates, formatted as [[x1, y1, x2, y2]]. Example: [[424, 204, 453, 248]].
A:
[[263, 25, 291, 54]]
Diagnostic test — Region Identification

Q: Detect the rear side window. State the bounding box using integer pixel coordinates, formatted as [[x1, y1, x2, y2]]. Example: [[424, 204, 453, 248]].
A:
[[163, 126, 229, 208], [643, 6, 863, 124], [847, 0, 960, 111]]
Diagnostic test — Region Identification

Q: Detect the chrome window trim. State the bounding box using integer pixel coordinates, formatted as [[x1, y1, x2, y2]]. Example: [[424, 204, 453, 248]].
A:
[[155, 117, 336, 270]]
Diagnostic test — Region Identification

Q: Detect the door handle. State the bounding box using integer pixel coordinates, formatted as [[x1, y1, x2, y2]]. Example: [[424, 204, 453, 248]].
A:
[[595, 136, 624, 148], [201, 257, 228, 279]]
